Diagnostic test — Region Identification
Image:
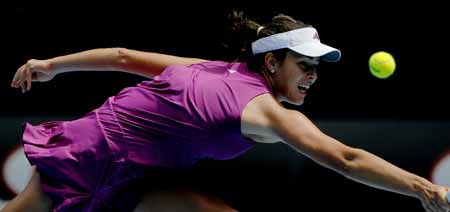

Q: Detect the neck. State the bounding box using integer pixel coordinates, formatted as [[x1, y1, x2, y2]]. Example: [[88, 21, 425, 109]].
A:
[[260, 68, 285, 106], [260, 68, 275, 93]]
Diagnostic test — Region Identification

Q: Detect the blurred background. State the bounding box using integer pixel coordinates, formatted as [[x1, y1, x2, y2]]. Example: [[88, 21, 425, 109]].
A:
[[1, 4, 449, 211]]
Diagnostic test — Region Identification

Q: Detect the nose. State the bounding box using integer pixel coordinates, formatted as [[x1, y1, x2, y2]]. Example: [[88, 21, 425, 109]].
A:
[[306, 69, 318, 81]]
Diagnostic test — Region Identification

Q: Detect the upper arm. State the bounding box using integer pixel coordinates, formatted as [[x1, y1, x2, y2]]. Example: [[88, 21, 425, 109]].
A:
[[271, 109, 353, 171], [242, 93, 354, 172], [116, 48, 208, 78]]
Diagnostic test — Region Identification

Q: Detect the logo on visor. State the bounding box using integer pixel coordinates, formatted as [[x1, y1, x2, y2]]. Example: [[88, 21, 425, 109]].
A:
[[313, 32, 320, 41]]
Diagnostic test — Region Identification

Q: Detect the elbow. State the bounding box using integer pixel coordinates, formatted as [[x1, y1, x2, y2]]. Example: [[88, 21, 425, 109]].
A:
[[113, 47, 131, 70], [336, 147, 361, 176]]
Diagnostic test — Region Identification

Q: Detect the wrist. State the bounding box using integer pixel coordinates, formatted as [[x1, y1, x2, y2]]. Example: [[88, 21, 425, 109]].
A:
[[44, 58, 60, 75], [412, 176, 434, 199]]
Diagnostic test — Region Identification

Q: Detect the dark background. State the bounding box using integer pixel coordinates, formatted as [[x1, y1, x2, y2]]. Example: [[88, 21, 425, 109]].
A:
[[1, 5, 449, 211], [2, 5, 449, 119]]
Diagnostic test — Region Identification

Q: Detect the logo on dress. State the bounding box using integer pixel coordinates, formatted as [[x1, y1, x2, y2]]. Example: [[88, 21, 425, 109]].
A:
[[227, 69, 237, 74]]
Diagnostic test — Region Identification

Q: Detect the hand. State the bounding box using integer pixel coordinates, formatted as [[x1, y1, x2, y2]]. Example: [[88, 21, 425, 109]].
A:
[[11, 59, 55, 93], [419, 184, 450, 212]]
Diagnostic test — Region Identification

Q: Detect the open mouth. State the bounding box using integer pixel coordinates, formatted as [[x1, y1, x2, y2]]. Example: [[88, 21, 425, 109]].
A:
[[297, 85, 309, 93]]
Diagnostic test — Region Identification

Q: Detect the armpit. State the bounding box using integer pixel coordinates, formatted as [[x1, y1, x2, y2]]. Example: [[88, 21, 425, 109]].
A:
[[242, 133, 281, 144]]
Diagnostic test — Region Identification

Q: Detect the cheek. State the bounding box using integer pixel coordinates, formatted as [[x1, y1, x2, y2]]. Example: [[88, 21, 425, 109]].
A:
[[275, 73, 295, 93], [274, 67, 303, 94], [288, 73, 304, 87], [281, 67, 301, 82], [281, 74, 298, 91]]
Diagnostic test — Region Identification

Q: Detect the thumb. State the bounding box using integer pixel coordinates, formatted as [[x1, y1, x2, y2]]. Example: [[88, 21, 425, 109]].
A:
[[444, 187, 449, 200], [31, 72, 39, 81], [442, 188, 450, 209]]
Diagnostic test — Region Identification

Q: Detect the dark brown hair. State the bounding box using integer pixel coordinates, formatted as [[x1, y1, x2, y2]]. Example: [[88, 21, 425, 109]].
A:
[[223, 11, 311, 88], [224, 11, 311, 69]]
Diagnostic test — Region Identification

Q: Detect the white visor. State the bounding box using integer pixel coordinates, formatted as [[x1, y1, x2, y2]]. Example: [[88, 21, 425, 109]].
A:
[[251, 27, 341, 62]]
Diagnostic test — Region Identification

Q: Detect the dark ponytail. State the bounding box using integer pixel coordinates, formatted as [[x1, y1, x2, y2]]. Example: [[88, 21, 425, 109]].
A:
[[222, 11, 262, 59]]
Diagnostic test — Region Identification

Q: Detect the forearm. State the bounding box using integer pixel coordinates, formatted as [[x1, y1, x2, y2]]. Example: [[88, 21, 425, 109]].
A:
[[46, 48, 124, 74], [342, 148, 432, 199]]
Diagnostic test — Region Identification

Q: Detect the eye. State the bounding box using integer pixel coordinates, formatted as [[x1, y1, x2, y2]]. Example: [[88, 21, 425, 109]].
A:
[[297, 62, 317, 72]]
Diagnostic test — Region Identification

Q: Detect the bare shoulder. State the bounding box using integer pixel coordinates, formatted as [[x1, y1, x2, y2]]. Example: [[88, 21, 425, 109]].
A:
[[242, 94, 354, 173], [241, 93, 286, 143]]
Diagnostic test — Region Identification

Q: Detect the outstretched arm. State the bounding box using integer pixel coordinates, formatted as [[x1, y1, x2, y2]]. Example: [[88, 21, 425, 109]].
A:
[[11, 48, 207, 92], [244, 94, 450, 212], [46, 48, 208, 77]]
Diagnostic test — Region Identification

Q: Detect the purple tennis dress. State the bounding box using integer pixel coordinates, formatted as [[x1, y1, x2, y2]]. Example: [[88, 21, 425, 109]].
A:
[[21, 61, 271, 211]]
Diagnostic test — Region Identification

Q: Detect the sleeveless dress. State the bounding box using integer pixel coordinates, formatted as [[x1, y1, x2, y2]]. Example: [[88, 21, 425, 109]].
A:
[[21, 61, 272, 211]]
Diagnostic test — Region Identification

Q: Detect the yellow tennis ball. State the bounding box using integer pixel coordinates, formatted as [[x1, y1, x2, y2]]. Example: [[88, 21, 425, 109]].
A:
[[369, 51, 396, 79]]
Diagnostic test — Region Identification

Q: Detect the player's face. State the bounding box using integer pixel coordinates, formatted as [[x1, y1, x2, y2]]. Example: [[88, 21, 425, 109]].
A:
[[272, 52, 319, 106]]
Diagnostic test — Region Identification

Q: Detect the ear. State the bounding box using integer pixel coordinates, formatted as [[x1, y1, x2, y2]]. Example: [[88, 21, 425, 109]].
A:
[[264, 53, 279, 73]]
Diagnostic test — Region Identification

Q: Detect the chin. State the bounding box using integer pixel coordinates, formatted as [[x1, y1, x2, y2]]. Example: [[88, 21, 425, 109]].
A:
[[279, 96, 305, 106], [291, 100, 305, 106]]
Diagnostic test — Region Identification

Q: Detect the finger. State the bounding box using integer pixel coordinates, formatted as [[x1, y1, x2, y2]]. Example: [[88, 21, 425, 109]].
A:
[[23, 63, 32, 92], [426, 198, 439, 212], [17, 71, 23, 92], [17, 70, 25, 90], [11, 72, 19, 88], [13, 65, 25, 88], [434, 191, 450, 212], [19, 63, 29, 88], [423, 201, 434, 212], [20, 66, 28, 93], [21, 80, 26, 93], [26, 65, 32, 91], [430, 201, 439, 212], [439, 200, 450, 212], [11, 65, 23, 87], [20, 72, 27, 93]]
